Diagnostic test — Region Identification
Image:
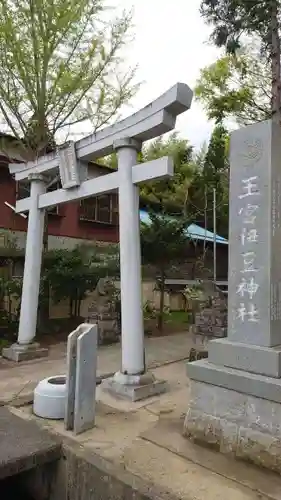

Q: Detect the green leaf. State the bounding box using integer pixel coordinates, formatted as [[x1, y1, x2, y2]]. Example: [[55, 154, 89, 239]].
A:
[[195, 48, 271, 125], [0, 0, 138, 158]]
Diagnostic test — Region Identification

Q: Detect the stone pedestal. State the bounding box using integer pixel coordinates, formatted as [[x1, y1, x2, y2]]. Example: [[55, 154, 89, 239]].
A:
[[2, 343, 48, 362], [101, 371, 168, 402], [184, 369, 281, 472], [184, 120, 281, 472]]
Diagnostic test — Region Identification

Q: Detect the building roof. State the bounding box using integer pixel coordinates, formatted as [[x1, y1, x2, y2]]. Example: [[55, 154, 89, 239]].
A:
[[139, 210, 228, 245]]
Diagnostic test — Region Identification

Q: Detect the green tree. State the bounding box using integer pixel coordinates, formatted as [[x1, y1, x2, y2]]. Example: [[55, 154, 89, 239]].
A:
[[188, 125, 229, 237], [140, 133, 194, 212], [0, 233, 22, 334], [141, 212, 192, 331], [195, 49, 271, 125], [101, 132, 195, 213], [200, 0, 281, 124], [0, 0, 138, 160], [43, 244, 119, 318], [0, 0, 136, 325]]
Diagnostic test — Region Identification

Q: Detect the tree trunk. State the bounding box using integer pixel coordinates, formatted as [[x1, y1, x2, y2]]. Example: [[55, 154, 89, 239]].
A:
[[74, 293, 80, 318], [43, 212, 48, 253], [157, 270, 165, 332], [77, 298, 82, 318], [270, 0, 281, 124], [69, 297, 73, 318]]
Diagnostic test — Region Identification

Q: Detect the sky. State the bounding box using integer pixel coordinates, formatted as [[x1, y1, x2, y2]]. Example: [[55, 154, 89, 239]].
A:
[[113, 0, 221, 149]]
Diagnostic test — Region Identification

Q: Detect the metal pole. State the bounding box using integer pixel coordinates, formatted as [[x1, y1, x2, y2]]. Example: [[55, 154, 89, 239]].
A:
[[213, 188, 217, 284]]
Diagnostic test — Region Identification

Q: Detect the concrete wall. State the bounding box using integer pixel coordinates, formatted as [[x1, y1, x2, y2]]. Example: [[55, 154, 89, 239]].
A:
[[21, 440, 178, 500], [54, 281, 186, 320], [0, 230, 117, 252], [1, 280, 186, 325]]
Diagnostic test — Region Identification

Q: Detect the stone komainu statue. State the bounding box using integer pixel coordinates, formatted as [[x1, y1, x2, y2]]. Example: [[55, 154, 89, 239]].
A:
[[189, 280, 227, 362], [87, 278, 120, 345]]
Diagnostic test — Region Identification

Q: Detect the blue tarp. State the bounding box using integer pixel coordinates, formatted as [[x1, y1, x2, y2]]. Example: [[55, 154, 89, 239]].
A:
[[139, 210, 228, 245]]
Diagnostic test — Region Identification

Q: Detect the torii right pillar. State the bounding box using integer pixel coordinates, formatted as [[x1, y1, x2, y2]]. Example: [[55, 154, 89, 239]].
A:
[[184, 119, 281, 472]]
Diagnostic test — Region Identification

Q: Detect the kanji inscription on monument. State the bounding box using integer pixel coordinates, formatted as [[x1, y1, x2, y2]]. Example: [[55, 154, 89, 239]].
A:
[[228, 120, 281, 347]]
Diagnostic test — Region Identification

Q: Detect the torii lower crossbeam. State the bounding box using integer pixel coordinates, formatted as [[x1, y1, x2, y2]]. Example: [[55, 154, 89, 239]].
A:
[[15, 157, 173, 213]]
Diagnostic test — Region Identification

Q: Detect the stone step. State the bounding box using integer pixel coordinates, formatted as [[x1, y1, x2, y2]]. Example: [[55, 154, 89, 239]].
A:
[[140, 419, 281, 500], [0, 407, 61, 480]]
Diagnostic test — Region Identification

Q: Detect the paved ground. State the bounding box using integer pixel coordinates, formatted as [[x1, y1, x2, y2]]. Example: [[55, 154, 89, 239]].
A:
[[0, 332, 193, 405], [13, 361, 281, 500], [7, 332, 281, 500]]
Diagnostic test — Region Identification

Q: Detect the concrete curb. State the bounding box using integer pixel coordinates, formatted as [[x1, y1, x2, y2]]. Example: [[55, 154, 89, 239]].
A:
[[0, 356, 190, 408], [0, 372, 116, 408]]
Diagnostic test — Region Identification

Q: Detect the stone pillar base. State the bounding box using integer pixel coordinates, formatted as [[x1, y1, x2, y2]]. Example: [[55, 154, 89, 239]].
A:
[[101, 371, 168, 402], [2, 343, 48, 362], [184, 359, 281, 473]]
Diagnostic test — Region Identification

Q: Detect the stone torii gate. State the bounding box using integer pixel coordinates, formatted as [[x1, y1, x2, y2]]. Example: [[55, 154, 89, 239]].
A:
[[3, 83, 193, 399]]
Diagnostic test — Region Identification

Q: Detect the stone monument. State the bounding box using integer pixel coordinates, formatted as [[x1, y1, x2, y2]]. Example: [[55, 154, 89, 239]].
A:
[[87, 277, 120, 345], [65, 323, 98, 435], [184, 119, 281, 472]]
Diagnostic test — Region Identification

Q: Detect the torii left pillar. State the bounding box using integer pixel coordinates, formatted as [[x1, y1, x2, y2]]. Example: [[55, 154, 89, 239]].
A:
[[3, 173, 49, 361]]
